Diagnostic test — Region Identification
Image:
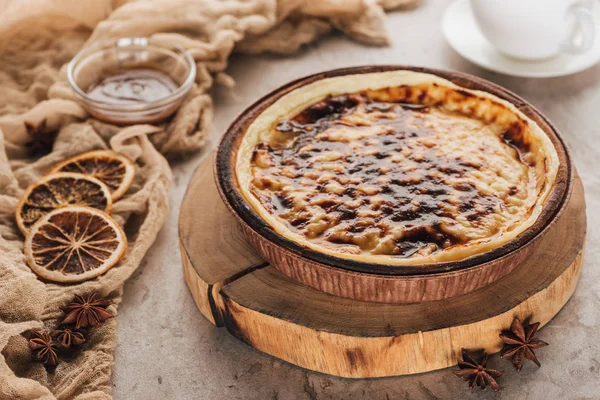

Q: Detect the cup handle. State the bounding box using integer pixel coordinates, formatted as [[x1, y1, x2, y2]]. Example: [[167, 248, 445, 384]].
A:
[[561, 3, 596, 54]]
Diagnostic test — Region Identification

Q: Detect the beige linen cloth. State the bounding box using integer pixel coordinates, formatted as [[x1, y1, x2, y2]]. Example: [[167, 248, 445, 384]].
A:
[[0, 0, 417, 398]]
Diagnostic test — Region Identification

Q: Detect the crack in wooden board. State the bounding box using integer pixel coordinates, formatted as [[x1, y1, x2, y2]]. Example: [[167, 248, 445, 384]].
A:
[[179, 154, 266, 325], [179, 154, 264, 283]]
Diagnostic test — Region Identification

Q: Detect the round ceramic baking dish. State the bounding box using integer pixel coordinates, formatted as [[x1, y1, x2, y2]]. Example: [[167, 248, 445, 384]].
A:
[[215, 66, 572, 304]]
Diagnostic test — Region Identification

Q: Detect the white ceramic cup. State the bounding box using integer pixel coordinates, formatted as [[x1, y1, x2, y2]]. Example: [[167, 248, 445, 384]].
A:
[[470, 0, 596, 60]]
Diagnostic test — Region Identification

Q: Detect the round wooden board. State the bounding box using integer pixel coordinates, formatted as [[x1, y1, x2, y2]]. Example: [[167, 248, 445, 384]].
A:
[[179, 154, 586, 378]]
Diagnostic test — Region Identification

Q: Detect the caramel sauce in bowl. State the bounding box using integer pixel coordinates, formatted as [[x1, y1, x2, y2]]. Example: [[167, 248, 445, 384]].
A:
[[87, 69, 178, 105], [68, 38, 195, 124]]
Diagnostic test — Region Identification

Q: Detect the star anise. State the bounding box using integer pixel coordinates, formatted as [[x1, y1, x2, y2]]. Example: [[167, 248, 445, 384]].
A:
[[62, 293, 113, 329], [500, 317, 548, 372], [51, 327, 86, 349], [453, 349, 504, 391], [24, 119, 47, 141], [24, 119, 56, 154], [28, 330, 59, 367]]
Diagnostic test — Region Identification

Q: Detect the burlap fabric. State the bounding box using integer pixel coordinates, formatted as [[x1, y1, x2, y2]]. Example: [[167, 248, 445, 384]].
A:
[[0, 0, 417, 398]]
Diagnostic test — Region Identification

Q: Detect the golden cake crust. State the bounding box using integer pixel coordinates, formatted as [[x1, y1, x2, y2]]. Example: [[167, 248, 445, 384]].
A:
[[235, 71, 559, 266]]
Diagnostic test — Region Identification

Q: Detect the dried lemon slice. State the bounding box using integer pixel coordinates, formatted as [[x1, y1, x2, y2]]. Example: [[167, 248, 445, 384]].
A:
[[48, 150, 135, 201], [24, 206, 127, 283], [16, 172, 112, 235]]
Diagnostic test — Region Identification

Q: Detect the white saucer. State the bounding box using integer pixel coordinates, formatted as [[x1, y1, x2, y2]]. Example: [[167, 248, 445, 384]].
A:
[[442, 0, 600, 78]]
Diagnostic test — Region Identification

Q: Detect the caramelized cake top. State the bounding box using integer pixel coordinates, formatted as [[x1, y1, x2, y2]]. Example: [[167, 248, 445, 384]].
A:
[[236, 71, 559, 265]]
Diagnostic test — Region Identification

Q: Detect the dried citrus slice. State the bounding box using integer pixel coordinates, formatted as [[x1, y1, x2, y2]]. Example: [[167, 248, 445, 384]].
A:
[[16, 172, 112, 235], [24, 206, 127, 283], [48, 150, 135, 201]]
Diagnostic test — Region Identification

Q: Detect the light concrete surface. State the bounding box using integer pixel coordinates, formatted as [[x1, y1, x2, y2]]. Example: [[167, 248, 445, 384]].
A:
[[113, 1, 600, 399]]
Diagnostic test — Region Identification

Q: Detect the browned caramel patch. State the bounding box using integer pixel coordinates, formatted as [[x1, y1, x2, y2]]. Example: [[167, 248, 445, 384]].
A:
[[249, 89, 535, 259]]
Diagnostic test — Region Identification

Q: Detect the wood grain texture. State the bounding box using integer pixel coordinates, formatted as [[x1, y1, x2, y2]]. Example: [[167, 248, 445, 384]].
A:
[[179, 155, 266, 325], [221, 250, 582, 378], [214, 66, 572, 303], [179, 158, 586, 377]]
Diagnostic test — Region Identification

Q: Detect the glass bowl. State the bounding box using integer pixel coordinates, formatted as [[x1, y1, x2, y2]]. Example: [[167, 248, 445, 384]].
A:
[[67, 37, 196, 125]]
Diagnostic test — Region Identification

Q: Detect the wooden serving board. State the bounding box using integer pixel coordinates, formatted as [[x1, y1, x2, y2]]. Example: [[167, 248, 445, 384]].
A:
[[179, 154, 586, 378]]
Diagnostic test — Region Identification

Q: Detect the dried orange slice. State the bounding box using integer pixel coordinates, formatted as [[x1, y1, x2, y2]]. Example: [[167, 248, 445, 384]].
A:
[[24, 206, 127, 283], [48, 150, 135, 201], [16, 172, 112, 235]]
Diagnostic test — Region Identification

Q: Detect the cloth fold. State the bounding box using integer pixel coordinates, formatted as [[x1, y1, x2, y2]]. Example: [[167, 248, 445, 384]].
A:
[[0, 0, 418, 398]]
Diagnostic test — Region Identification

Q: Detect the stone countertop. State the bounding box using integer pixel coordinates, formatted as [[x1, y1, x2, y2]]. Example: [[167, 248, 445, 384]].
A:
[[113, 1, 600, 399]]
